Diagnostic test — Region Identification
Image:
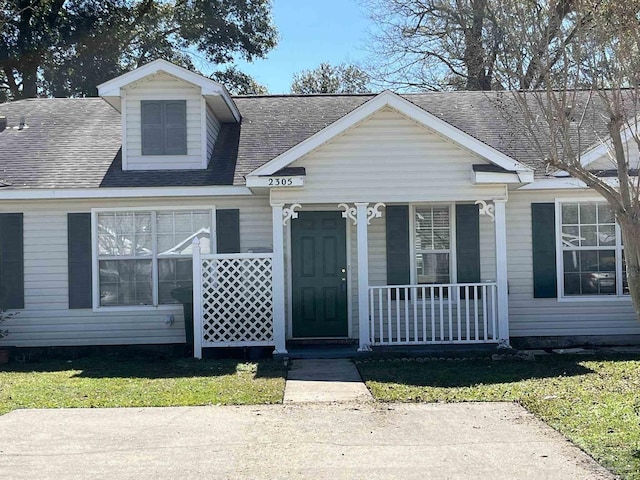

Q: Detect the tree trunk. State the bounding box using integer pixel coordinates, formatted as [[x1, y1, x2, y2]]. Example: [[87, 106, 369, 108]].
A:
[[617, 216, 640, 322], [19, 61, 38, 99], [464, 0, 491, 91]]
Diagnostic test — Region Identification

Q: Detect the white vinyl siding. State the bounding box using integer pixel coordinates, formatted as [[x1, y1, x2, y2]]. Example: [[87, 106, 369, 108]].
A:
[[507, 190, 640, 338], [123, 72, 204, 170], [206, 104, 221, 162], [0, 195, 272, 347]]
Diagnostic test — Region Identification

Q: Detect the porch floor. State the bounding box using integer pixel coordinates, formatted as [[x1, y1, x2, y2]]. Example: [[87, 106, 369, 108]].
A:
[[284, 343, 500, 359]]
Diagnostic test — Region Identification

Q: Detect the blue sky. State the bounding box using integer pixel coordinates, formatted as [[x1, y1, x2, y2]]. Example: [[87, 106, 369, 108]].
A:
[[230, 0, 372, 94]]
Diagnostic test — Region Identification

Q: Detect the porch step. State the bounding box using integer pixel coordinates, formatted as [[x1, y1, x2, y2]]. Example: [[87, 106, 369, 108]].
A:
[[287, 338, 357, 347], [286, 345, 359, 359]]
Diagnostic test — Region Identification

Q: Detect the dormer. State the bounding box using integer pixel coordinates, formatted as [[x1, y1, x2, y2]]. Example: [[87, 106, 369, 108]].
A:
[[97, 59, 240, 171]]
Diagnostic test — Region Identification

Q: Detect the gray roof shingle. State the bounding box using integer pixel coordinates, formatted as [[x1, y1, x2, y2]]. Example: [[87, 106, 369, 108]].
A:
[[0, 92, 609, 189]]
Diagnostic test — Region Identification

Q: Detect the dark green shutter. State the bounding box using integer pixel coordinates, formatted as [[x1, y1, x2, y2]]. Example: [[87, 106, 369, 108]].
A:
[[141, 101, 164, 155], [164, 101, 187, 155], [386, 206, 410, 299], [0, 214, 23, 309], [532, 203, 557, 298], [68, 213, 93, 309], [216, 209, 240, 254], [456, 204, 481, 283]]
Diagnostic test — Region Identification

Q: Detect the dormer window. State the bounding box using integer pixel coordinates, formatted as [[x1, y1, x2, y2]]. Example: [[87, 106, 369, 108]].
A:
[[98, 59, 240, 170], [141, 100, 187, 155]]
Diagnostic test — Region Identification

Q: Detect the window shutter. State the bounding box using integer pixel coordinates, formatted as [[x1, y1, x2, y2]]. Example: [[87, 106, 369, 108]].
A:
[[164, 101, 187, 155], [456, 204, 481, 283], [532, 203, 557, 298], [0, 214, 23, 309], [141, 101, 165, 155], [386, 205, 411, 289], [216, 209, 240, 254], [68, 213, 93, 309]]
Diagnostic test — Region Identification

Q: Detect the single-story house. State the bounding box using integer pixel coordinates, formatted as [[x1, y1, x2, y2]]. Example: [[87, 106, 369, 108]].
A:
[[0, 59, 638, 356]]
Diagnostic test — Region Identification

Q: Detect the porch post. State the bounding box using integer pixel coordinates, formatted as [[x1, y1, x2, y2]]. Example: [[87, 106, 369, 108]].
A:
[[192, 238, 203, 359], [494, 199, 510, 348], [271, 204, 288, 355], [355, 202, 371, 352]]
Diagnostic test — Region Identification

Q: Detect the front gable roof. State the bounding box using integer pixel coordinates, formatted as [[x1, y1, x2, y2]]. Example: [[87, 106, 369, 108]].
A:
[[97, 59, 240, 122], [248, 91, 534, 180]]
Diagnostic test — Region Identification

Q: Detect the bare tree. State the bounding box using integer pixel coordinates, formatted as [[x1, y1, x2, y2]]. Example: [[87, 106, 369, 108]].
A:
[[363, 0, 590, 91], [498, 1, 640, 318]]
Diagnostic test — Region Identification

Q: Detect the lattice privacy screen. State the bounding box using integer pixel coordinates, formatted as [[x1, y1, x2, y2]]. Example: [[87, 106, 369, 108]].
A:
[[200, 256, 274, 346]]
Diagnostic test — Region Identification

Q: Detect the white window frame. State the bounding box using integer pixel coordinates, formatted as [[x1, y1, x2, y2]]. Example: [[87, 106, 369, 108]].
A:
[[91, 205, 216, 312], [409, 203, 457, 286], [555, 198, 629, 302]]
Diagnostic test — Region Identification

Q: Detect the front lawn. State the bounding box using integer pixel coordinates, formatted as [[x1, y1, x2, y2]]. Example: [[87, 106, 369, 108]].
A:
[[0, 352, 286, 415], [357, 354, 640, 480]]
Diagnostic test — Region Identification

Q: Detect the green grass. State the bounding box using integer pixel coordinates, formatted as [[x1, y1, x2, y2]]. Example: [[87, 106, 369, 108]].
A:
[[0, 352, 286, 415], [357, 354, 640, 479]]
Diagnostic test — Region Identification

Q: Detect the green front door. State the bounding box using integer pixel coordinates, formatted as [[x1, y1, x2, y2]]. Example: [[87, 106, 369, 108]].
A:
[[291, 211, 348, 337]]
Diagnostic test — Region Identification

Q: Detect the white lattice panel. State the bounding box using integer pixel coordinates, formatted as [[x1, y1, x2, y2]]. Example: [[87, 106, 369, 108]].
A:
[[199, 256, 274, 346]]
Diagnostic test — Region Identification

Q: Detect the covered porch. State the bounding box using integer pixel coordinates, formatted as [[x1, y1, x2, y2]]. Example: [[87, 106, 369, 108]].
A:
[[190, 198, 510, 358]]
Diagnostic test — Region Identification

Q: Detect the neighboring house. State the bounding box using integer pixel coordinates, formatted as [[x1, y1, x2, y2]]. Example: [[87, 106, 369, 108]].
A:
[[0, 59, 638, 356]]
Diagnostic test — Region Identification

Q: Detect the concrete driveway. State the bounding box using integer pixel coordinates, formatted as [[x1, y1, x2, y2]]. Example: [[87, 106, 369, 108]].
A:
[[0, 402, 612, 479]]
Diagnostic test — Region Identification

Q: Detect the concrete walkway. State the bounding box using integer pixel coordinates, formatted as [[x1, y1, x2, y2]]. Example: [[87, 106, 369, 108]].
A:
[[284, 359, 373, 403], [0, 403, 612, 479]]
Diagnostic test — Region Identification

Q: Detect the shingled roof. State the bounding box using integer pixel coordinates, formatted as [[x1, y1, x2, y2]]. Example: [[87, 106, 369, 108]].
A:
[[0, 91, 607, 190]]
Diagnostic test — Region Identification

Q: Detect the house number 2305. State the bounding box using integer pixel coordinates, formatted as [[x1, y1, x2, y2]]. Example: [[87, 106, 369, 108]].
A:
[[268, 177, 294, 186]]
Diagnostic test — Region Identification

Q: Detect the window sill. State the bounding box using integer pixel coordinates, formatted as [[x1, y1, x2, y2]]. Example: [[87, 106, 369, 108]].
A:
[[92, 304, 183, 313], [557, 295, 632, 303]]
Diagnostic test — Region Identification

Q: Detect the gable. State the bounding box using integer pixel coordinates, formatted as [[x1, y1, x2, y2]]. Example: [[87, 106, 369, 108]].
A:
[[581, 134, 640, 171], [125, 71, 201, 96], [249, 91, 533, 182], [271, 107, 508, 204]]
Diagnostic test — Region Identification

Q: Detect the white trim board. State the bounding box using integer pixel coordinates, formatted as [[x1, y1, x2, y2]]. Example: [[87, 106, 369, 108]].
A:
[[518, 177, 630, 190], [579, 124, 639, 168], [0, 186, 252, 200], [248, 91, 534, 179]]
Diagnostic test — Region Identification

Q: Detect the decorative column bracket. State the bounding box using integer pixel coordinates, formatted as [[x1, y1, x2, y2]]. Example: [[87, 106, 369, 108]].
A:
[[366, 202, 385, 224], [475, 200, 495, 222], [282, 203, 301, 226], [339, 202, 385, 225], [338, 203, 357, 225]]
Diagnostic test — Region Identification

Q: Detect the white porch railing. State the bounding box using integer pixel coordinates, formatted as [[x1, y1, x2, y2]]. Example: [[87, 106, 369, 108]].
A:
[[368, 283, 498, 345], [192, 244, 274, 358]]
